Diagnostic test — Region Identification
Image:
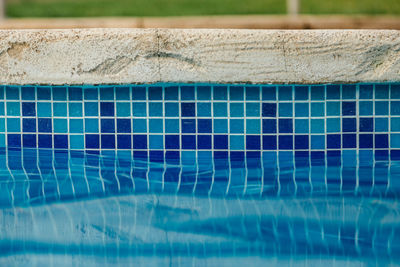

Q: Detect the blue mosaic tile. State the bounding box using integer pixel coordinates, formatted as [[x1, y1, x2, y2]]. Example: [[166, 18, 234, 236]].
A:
[[0, 83, 396, 157]]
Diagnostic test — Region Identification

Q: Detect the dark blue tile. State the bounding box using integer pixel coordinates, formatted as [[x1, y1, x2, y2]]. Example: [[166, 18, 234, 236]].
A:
[[101, 135, 115, 149], [85, 134, 99, 149], [279, 135, 293, 150], [197, 119, 212, 133], [165, 135, 180, 149], [164, 86, 179, 100], [23, 118, 36, 132], [327, 85, 340, 99], [375, 150, 389, 161], [38, 118, 52, 133], [22, 102, 35, 116], [182, 135, 196, 149], [342, 118, 357, 132], [8, 134, 21, 147], [100, 102, 114, 117], [213, 86, 227, 100], [101, 119, 115, 133], [148, 86, 162, 100], [230, 86, 244, 100], [21, 86, 35, 100], [263, 135, 276, 150], [37, 86, 51, 100], [182, 119, 196, 133], [38, 134, 52, 148], [246, 135, 261, 150], [295, 86, 308, 100], [132, 86, 146, 100], [54, 135, 68, 149], [262, 119, 276, 133], [342, 134, 356, 148], [23, 134, 36, 148], [133, 151, 147, 160], [214, 151, 228, 159], [375, 84, 389, 99], [197, 86, 211, 100], [295, 135, 308, 149], [262, 103, 276, 117], [181, 103, 195, 117], [150, 151, 164, 163], [198, 135, 212, 149], [133, 135, 147, 149], [359, 134, 373, 148], [214, 135, 228, 149], [181, 86, 195, 100], [165, 151, 180, 163], [262, 86, 276, 100], [359, 118, 373, 132], [246, 86, 260, 100], [359, 84, 373, 99], [115, 86, 130, 100], [327, 134, 341, 149], [279, 119, 293, 133], [342, 84, 356, 99], [391, 101, 400, 115], [117, 135, 132, 149], [69, 87, 83, 100], [342, 102, 356, 116], [391, 150, 400, 160], [391, 84, 400, 99], [117, 119, 131, 133], [278, 86, 292, 100], [375, 134, 388, 148]]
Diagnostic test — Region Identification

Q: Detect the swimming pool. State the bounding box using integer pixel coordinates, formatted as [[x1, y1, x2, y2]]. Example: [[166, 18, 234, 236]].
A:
[[1, 29, 400, 266]]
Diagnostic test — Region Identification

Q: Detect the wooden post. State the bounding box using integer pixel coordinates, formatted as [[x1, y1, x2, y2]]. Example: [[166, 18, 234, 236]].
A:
[[287, 0, 300, 16]]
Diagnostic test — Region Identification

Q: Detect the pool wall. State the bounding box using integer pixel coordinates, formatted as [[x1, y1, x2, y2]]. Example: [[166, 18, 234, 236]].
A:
[[0, 29, 400, 158]]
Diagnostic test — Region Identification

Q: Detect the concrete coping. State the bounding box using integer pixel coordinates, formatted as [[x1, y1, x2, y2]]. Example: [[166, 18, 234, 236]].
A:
[[0, 28, 399, 85]]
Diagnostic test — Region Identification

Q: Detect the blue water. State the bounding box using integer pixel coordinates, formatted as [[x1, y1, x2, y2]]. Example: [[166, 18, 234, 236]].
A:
[[1, 148, 400, 266]]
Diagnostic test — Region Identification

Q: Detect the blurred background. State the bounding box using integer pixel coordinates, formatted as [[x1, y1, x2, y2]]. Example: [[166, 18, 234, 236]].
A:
[[0, 0, 399, 29]]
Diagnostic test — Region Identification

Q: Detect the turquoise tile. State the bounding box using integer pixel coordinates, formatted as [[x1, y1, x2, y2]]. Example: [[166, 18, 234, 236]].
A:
[[295, 103, 308, 117], [116, 102, 130, 117], [213, 119, 228, 133], [246, 103, 260, 117], [165, 103, 179, 117], [85, 119, 99, 133], [7, 102, 20, 116], [375, 118, 388, 132], [70, 135, 84, 149], [311, 135, 325, 149], [197, 103, 211, 117], [165, 119, 179, 133], [230, 119, 244, 133], [7, 118, 20, 132], [230, 135, 244, 150], [311, 119, 325, 133], [230, 103, 244, 117], [359, 101, 372, 116], [311, 102, 324, 117], [149, 119, 163, 133], [279, 103, 292, 117], [37, 102, 52, 117], [295, 119, 308, 133], [213, 103, 227, 117], [69, 119, 83, 133], [132, 103, 146, 117], [0, 118, 4, 132], [327, 118, 340, 133], [84, 102, 98, 116], [326, 102, 340, 116], [69, 103, 83, 117], [53, 103, 67, 117], [133, 119, 147, 133], [246, 119, 260, 134], [149, 135, 163, 149], [391, 134, 400, 148], [53, 119, 68, 133]]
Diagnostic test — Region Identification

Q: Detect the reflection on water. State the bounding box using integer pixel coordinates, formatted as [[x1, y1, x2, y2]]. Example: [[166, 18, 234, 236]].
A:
[[1, 148, 400, 266]]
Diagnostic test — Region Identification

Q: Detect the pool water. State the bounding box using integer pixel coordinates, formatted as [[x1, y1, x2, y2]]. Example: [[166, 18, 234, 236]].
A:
[[1, 148, 400, 266]]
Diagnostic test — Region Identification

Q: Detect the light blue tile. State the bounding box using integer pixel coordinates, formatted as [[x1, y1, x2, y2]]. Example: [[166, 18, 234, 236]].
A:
[[149, 102, 163, 117], [375, 101, 389, 115], [165, 119, 179, 133], [230, 135, 244, 150], [0, 118, 4, 132], [149, 119, 163, 133], [213, 103, 227, 117], [84, 102, 99, 116], [197, 103, 211, 117], [246, 119, 260, 134], [391, 134, 400, 148], [37, 102, 52, 117], [279, 103, 292, 117], [230, 119, 244, 133], [165, 102, 179, 117], [133, 119, 147, 133], [311, 102, 324, 117], [7, 118, 20, 132], [326, 102, 340, 116], [359, 101, 373, 116], [132, 103, 147, 117], [85, 118, 99, 133], [246, 103, 260, 117], [53, 119, 68, 133], [69, 103, 83, 117], [295, 119, 309, 133], [391, 118, 400, 132], [311, 135, 325, 149], [69, 119, 83, 133], [116, 102, 130, 117], [311, 119, 325, 133], [295, 103, 308, 117], [6, 102, 20, 116], [149, 135, 163, 149], [327, 118, 340, 133], [53, 103, 67, 117], [230, 103, 244, 117], [214, 119, 228, 133], [70, 135, 84, 149]]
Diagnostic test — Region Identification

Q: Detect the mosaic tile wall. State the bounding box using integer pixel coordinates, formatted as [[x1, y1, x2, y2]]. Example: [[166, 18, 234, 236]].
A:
[[0, 83, 400, 158]]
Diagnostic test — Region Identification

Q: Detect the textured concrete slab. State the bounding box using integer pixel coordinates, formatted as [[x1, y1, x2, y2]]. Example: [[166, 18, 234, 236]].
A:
[[0, 29, 399, 84]]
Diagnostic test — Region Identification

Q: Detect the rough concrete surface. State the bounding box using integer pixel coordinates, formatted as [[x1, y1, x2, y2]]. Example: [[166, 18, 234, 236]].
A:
[[0, 29, 399, 84]]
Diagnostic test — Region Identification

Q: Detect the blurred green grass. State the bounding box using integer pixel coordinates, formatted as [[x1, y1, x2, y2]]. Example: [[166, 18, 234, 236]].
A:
[[6, 0, 400, 17]]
